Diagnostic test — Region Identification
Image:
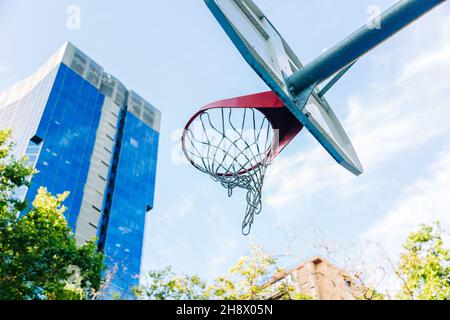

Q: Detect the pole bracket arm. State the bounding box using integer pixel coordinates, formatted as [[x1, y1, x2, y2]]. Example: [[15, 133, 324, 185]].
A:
[[318, 60, 358, 98]]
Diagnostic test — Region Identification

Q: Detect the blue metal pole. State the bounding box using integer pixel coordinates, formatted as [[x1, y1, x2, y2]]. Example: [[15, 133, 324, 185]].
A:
[[286, 0, 446, 96]]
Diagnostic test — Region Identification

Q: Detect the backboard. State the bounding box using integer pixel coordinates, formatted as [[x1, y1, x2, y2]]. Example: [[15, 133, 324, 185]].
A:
[[204, 0, 363, 175]]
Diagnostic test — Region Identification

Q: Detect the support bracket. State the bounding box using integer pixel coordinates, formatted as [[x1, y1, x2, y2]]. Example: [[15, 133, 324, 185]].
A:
[[318, 60, 357, 98]]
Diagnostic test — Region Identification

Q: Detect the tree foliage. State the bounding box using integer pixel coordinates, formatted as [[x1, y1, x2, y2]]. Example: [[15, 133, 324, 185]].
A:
[[137, 245, 310, 300], [134, 267, 207, 300], [0, 129, 106, 300], [204, 245, 295, 300], [396, 222, 450, 300], [0, 130, 34, 217], [137, 223, 450, 301]]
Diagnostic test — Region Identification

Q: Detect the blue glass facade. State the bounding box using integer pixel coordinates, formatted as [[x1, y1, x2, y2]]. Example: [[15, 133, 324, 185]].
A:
[[26, 64, 105, 230], [100, 112, 159, 298]]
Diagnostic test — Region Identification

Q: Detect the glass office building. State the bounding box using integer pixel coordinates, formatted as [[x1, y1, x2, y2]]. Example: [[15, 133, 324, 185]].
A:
[[0, 43, 161, 299]]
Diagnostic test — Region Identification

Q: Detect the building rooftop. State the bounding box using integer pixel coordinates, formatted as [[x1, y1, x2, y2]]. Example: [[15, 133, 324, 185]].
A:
[[0, 42, 161, 132]]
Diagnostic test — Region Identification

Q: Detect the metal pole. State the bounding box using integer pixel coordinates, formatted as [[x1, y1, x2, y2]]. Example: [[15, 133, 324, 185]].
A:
[[286, 0, 446, 96]]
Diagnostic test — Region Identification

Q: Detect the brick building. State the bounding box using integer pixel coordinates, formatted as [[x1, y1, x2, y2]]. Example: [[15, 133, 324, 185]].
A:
[[268, 256, 367, 300]]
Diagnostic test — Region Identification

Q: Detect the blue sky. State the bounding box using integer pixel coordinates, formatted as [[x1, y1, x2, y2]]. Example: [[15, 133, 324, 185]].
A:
[[1, 0, 450, 289]]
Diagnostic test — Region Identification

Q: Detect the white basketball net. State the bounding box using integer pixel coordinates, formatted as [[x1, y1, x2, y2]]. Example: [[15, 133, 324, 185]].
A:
[[183, 107, 276, 235]]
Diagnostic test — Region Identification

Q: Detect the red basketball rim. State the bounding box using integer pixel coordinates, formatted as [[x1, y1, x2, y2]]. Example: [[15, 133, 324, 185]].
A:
[[182, 91, 303, 176]]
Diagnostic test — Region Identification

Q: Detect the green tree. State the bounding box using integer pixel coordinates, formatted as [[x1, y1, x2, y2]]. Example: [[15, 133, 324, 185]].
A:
[[396, 222, 450, 300], [0, 129, 106, 300], [355, 288, 385, 300], [134, 267, 207, 300], [205, 245, 296, 300], [137, 245, 311, 300], [137, 222, 450, 301], [0, 129, 34, 216]]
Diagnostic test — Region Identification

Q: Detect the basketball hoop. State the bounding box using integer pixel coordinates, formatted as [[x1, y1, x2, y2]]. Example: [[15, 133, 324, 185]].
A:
[[182, 91, 303, 235], [186, 0, 443, 235]]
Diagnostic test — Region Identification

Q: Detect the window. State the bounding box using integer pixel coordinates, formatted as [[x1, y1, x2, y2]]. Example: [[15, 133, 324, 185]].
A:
[[143, 110, 154, 127], [71, 52, 87, 75], [100, 84, 114, 97], [86, 65, 102, 87], [130, 105, 140, 116], [100, 74, 115, 97], [114, 92, 126, 107], [117, 83, 126, 96], [128, 95, 142, 116], [102, 74, 115, 87], [15, 138, 43, 201], [25, 138, 43, 168], [115, 83, 127, 107], [30, 135, 43, 144], [130, 138, 139, 148]]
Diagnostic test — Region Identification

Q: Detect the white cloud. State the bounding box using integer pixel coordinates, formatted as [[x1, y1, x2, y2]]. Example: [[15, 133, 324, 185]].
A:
[[207, 236, 238, 279], [265, 146, 347, 207], [400, 44, 450, 83], [205, 205, 240, 278], [357, 149, 450, 294], [261, 13, 450, 294], [362, 149, 450, 253], [265, 13, 450, 209], [359, 13, 450, 253], [141, 189, 199, 268], [143, 187, 243, 279], [154, 191, 195, 235]]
